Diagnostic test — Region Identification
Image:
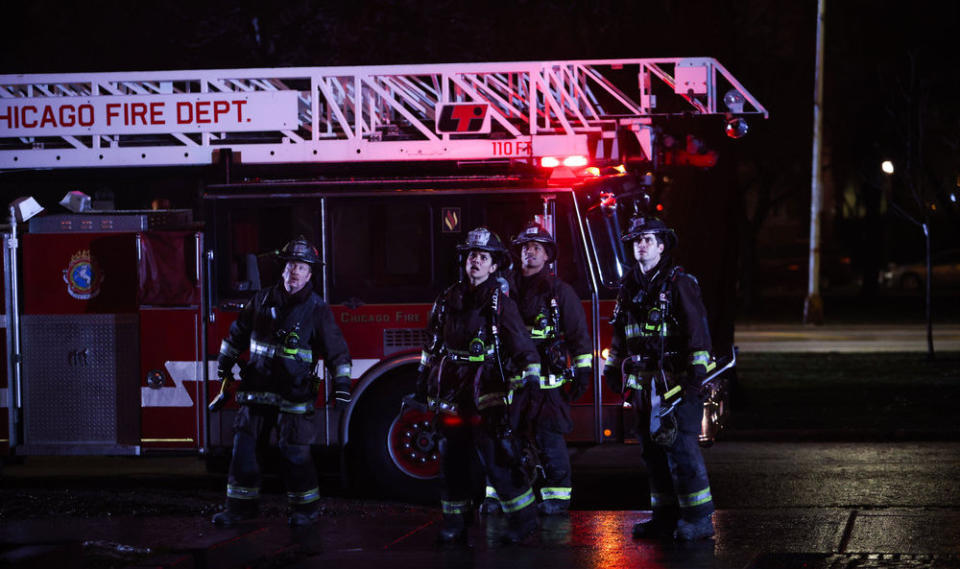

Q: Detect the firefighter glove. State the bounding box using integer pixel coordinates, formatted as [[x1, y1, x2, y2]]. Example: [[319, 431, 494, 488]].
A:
[[690, 365, 709, 398], [217, 356, 236, 384], [309, 374, 322, 396], [603, 364, 623, 393], [569, 366, 591, 402], [333, 376, 352, 410]]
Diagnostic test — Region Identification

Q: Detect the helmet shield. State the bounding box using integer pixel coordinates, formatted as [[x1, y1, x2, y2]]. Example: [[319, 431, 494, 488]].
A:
[[457, 227, 507, 268], [457, 227, 506, 255]]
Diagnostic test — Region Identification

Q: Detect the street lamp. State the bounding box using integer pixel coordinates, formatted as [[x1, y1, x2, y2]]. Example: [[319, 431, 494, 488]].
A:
[[881, 160, 935, 358]]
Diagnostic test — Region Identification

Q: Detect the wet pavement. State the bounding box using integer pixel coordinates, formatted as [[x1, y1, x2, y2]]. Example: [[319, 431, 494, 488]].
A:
[[3, 323, 959, 568], [2, 506, 960, 568], [4, 440, 960, 569]]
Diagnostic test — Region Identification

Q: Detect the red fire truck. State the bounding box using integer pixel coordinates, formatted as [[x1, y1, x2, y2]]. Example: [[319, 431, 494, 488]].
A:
[[0, 58, 766, 497]]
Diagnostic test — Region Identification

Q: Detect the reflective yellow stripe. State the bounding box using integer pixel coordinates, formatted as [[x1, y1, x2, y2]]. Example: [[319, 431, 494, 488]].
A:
[[650, 492, 677, 507], [287, 487, 320, 504], [227, 484, 260, 500], [501, 489, 535, 513], [679, 487, 713, 508], [220, 340, 240, 358], [691, 350, 715, 372], [574, 353, 592, 368], [478, 392, 507, 410], [540, 487, 571, 501], [539, 374, 566, 389], [442, 500, 470, 515]]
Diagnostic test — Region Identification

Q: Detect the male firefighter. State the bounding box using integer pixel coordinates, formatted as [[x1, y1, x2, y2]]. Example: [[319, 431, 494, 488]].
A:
[[212, 236, 352, 528], [416, 227, 542, 544], [603, 216, 716, 541], [481, 222, 592, 516]]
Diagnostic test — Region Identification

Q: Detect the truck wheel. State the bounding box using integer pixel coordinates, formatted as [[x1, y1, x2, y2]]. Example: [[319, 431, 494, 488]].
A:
[[351, 371, 441, 503]]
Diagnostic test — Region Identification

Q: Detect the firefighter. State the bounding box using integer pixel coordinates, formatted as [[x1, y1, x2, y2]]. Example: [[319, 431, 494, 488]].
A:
[[481, 222, 592, 516], [212, 235, 352, 528], [603, 216, 716, 541], [416, 227, 541, 544]]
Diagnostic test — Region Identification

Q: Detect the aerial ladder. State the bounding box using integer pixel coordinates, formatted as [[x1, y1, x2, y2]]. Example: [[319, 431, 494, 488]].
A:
[[0, 58, 766, 170]]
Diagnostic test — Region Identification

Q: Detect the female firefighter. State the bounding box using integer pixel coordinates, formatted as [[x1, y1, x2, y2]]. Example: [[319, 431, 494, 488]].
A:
[[416, 227, 542, 544]]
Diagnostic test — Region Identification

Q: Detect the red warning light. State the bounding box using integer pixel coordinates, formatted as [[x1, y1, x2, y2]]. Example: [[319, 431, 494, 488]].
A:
[[656, 203, 664, 212], [441, 415, 463, 427]]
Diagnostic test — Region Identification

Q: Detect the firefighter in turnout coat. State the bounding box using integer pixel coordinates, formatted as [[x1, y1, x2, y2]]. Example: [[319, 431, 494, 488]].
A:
[[481, 222, 593, 516], [417, 227, 542, 544], [212, 236, 352, 528], [603, 216, 717, 541]]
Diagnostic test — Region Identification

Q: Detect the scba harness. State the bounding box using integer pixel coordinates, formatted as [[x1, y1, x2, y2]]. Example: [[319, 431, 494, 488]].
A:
[[424, 284, 510, 415], [614, 266, 686, 446]]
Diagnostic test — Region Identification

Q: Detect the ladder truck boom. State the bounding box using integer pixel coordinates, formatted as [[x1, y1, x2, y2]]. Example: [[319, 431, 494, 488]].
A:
[[0, 58, 767, 170]]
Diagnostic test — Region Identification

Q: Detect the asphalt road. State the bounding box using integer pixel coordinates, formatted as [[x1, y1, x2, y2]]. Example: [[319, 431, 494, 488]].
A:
[[2, 322, 959, 568], [3, 441, 960, 568]]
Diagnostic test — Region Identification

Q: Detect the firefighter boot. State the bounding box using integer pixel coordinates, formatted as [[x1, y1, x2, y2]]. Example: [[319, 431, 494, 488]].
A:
[[480, 485, 503, 515], [480, 497, 503, 516], [437, 513, 470, 544], [501, 505, 539, 545], [674, 515, 715, 541], [537, 499, 569, 516], [288, 504, 321, 527], [211, 499, 259, 527], [632, 514, 677, 539]]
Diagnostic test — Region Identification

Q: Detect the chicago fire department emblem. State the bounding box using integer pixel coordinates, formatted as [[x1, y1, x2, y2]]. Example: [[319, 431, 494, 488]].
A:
[[63, 249, 104, 300]]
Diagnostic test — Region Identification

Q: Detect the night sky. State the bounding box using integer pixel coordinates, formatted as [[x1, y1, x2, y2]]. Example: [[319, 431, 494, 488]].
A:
[[2, 0, 958, 310]]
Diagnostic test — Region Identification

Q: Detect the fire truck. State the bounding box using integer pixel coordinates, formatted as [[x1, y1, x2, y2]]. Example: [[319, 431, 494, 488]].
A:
[[0, 58, 766, 497]]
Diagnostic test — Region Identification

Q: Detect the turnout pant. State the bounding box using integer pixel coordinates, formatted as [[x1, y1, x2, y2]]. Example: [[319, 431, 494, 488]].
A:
[[637, 396, 714, 522], [225, 404, 320, 512], [535, 426, 572, 503], [440, 408, 535, 519]]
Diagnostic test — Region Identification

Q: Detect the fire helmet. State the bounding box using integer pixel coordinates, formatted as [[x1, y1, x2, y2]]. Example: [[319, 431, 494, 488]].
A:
[[457, 226, 507, 265], [621, 216, 678, 251], [511, 221, 557, 264], [277, 235, 321, 266]]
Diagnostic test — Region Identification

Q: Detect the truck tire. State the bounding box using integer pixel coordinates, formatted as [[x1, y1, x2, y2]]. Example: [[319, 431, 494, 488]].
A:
[[349, 370, 442, 503]]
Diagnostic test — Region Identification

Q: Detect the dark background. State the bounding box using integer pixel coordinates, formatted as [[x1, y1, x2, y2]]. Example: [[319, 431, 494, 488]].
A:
[[2, 0, 959, 321]]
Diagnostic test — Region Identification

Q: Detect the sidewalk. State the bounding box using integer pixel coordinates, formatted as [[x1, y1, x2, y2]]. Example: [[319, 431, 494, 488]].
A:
[[734, 323, 960, 353]]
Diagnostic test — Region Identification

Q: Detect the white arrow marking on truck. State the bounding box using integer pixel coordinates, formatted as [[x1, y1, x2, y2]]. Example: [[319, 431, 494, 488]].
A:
[[141, 361, 213, 408], [141, 359, 381, 408]]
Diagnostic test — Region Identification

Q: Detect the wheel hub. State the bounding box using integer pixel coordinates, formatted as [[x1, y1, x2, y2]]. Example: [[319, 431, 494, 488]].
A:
[[387, 407, 441, 479]]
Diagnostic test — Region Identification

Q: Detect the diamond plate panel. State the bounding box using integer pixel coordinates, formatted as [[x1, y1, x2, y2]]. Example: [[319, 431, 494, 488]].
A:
[[22, 314, 139, 446]]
